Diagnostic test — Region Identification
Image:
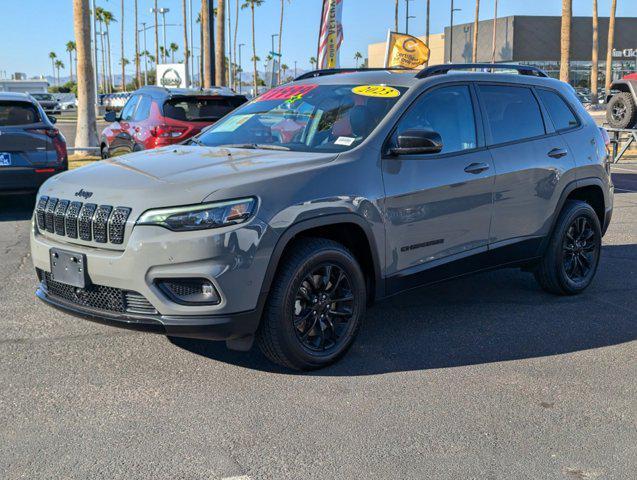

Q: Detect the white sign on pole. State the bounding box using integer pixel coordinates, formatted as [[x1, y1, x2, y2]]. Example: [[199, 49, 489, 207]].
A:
[[156, 63, 188, 88]]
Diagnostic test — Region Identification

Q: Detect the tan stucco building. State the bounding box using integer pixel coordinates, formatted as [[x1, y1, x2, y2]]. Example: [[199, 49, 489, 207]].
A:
[[367, 33, 446, 67]]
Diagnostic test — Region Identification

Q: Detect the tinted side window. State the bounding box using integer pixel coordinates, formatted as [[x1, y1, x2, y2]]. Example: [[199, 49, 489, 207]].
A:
[[133, 96, 152, 121], [119, 95, 140, 121], [537, 89, 579, 131], [0, 101, 40, 126], [478, 85, 545, 144], [393, 85, 477, 154]]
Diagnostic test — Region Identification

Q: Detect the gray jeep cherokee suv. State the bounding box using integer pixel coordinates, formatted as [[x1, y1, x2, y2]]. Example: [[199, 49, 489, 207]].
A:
[[31, 64, 614, 370]]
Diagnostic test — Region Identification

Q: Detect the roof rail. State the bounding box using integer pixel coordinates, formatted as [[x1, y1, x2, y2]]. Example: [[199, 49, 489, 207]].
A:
[[294, 67, 412, 81], [416, 63, 549, 79]]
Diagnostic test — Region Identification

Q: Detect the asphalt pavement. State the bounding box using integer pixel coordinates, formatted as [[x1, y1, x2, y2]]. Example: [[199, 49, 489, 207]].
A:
[[0, 166, 635, 479]]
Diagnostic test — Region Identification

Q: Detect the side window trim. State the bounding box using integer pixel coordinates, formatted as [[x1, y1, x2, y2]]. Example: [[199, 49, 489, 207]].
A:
[[475, 82, 549, 148], [534, 87, 582, 133], [382, 82, 483, 159], [120, 95, 141, 122]]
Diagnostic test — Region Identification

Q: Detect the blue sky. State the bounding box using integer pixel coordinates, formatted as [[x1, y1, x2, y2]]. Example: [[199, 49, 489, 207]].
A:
[[1, 0, 636, 78]]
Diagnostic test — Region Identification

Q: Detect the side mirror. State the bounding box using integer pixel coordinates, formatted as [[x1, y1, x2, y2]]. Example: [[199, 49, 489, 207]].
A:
[[104, 110, 117, 122], [47, 115, 57, 124], [391, 129, 443, 155]]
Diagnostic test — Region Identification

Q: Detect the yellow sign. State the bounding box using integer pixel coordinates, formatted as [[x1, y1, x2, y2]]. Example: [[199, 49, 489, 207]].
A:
[[385, 31, 430, 69], [352, 85, 401, 98]]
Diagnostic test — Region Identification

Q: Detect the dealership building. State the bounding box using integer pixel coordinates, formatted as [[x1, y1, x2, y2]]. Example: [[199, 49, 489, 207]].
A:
[[368, 15, 637, 87]]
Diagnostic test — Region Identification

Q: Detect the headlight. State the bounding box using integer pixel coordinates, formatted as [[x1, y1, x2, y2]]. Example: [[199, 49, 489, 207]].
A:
[[137, 197, 256, 231]]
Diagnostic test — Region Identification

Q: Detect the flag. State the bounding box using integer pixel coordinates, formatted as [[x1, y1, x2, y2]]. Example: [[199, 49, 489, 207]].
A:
[[317, 0, 344, 69], [384, 31, 430, 69]]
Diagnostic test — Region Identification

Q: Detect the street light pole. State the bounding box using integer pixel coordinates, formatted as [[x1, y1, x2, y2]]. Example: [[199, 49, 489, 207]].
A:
[[160, 8, 170, 62], [405, 0, 415, 35], [450, 1, 462, 63], [140, 23, 148, 85]]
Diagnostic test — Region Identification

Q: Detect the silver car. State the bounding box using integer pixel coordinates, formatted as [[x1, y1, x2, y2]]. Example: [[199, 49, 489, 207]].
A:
[[30, 64, 614, 369]]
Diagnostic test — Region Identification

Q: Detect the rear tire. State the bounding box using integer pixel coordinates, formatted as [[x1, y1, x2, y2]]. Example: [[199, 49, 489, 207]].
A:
[[606, 92, 637, 129], [534, 200, 602, 296], [257, 238, 366, 370]]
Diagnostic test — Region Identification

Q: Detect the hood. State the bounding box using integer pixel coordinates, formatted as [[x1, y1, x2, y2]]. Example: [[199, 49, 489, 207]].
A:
[[39, 145, 337, 212]]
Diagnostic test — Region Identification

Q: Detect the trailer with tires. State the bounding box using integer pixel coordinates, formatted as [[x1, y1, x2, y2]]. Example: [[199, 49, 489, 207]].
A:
[[606, 78, 637, 129]]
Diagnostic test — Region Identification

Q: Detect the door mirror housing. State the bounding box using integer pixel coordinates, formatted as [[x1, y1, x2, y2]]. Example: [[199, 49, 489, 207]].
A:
[[47, 115, 57, 124], [104, 110, 117, 122], [391, 129, 443, 155]]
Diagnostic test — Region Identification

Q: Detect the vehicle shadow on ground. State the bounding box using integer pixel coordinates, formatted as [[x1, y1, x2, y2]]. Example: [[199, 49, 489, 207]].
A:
[[612, 172, 637, 193], [171, 243, 637, 376], [0, 194, 35, 222]]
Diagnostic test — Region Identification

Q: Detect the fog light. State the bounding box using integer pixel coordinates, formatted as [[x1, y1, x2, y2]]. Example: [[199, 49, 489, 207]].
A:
[[157, 278, 220, 305]]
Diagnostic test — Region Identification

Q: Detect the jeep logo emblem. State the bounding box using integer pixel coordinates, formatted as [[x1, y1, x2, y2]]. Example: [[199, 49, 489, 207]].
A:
[[75, 189, 93, 199]]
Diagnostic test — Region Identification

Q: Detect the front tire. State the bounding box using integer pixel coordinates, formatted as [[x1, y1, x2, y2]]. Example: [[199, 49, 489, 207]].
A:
[[257, 238, 366, 370], [534, 200, 602, 295]]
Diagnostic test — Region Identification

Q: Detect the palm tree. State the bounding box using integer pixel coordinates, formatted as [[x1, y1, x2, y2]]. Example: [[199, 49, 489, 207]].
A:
[[216, 0, 226, 85], [169, 42, 179, 63], [281, 63, 288, 81], [159, 46, 167, 64], [182, 0, 189, 86], [241, 0, 263, 95], [66, 41, 76, 83], [95, 7, 107, 92], [309, 56, 317, 69], [48, 52, 57, 84], [590, 0, 599, 104], [354, 51, 363, 67], [202, 0, 212, 88], [102, 9, 116, 92], [472, 0, 480, 63], [72, 0, 98, 154], [559, 0, 572, 83], [120, 0, 126, 91], [605, 0, 618, 94], [120, 57, 130, 91], [54, 60, 65, 85]]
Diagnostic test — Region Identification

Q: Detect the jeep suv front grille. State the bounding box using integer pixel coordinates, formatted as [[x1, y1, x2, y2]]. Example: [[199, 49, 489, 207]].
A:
[[35, 196, 131, 245]]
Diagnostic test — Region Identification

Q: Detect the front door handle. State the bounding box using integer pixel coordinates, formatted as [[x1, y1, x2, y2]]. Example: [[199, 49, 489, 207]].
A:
[[548, 147, 568, 159], [464, 162, 490, 174]]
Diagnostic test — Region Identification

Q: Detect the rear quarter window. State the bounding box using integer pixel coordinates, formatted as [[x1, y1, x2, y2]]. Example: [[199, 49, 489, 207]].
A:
[[478, 85, 546, 145], [0, 101, 40, 126], [163, 96, 247, 122], [537, 89, 580, 131]]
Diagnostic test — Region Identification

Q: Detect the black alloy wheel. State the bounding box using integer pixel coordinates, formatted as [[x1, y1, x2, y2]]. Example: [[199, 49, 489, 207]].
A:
[[562, 216, 599, 284]]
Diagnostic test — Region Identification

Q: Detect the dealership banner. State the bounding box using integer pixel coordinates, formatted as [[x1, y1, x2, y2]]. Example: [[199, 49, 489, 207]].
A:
[[384, 31, 430, 69], [317, 0, 344, 69]]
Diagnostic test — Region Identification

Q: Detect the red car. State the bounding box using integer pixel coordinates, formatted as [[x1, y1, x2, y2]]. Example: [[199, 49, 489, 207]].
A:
[[100, 86, 247, 158]]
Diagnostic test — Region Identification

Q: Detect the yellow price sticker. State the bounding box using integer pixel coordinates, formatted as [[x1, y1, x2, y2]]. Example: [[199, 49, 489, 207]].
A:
[[352, 85, 401, 98]]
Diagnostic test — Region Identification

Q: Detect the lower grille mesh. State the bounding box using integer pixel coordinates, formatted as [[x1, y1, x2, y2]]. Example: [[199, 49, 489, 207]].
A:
[[40, 270, 157, 315]]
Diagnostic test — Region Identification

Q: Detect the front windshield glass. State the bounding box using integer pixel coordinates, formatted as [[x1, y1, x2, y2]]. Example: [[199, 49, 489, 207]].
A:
[[32, 93, 53, 101], [197, 83, 407, 152]]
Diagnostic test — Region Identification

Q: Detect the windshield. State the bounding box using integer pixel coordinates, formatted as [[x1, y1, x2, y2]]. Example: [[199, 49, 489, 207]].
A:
[[196, 83, 407, 152], [32, 93, 53, 101]]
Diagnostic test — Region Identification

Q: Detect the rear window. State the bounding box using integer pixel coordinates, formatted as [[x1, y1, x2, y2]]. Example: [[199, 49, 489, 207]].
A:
[[32, 93, 53, 101], [163, 96, 247, 122], [0, 101, 40, 126], [478, 85, 546, 145]]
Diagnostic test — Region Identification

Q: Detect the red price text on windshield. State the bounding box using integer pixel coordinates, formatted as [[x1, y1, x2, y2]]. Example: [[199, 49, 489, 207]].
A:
[[256, 84, 318, 102]]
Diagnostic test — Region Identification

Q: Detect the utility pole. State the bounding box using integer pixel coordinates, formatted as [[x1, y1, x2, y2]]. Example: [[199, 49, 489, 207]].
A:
[[91, 0, 98, 103], [491, 0, 498, 63], [140, 23, 148, 85], [405, 0, 415, 35], [450, 0, 461, 63], [294, 60, 297, 78], [238, 43, 244, 93], [160, 8, 170, 62]]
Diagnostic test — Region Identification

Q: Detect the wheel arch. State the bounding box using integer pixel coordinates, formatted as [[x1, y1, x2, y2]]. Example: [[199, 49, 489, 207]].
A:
[[260, 214, 384, 304]]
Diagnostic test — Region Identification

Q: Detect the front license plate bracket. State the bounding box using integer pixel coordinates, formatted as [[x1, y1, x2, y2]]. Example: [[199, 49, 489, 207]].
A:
[[49, 248, 88, 288]]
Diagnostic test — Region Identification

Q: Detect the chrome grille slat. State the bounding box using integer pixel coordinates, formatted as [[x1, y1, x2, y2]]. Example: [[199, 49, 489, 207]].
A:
[[44, 198, 58, 232], [93, 205, 113, 243], [53, 199, 70, 236], [35, 196, 130, 246], [78, 203, 97, 241]]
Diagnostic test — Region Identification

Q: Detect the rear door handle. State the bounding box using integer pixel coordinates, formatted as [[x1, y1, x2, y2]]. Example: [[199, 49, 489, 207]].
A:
[[464, 162, 490, 174], [548, 147, 568, 158]]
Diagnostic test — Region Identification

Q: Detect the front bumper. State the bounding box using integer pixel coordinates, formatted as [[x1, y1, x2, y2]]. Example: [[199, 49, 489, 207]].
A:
[[36, 283, 262, 342]]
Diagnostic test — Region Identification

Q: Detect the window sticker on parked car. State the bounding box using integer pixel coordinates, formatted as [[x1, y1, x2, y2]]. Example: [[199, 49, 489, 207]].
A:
[[256, 84, 318, 102], [213, 114, 254, 132], [352, 85, 401, 98], [334, 136, 356, 146]]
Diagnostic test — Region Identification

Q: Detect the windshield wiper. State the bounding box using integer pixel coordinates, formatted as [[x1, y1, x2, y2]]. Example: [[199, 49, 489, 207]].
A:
[[219, 143, 291, 151]]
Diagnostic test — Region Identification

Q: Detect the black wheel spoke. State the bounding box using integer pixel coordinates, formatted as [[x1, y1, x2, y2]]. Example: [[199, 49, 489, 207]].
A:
[[562, 215, 598, 283], [330, 294, 354, 303]]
